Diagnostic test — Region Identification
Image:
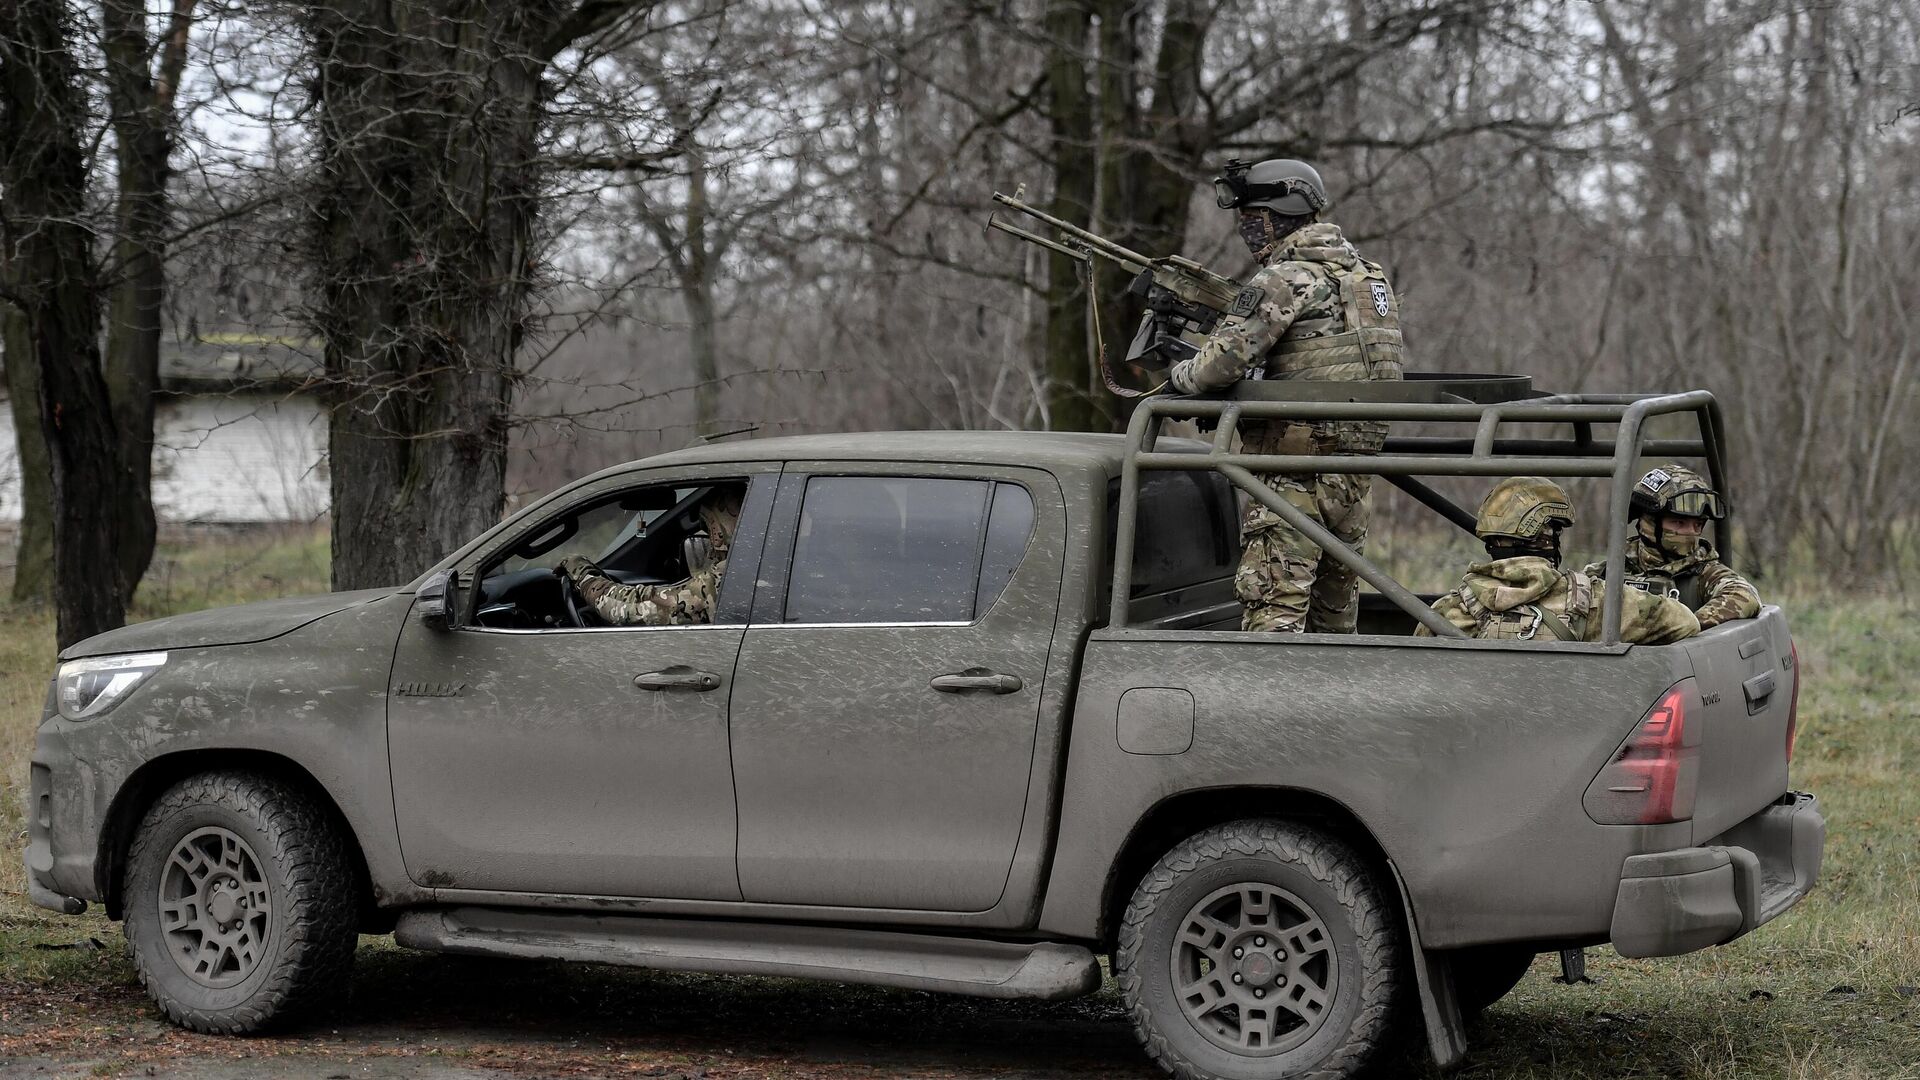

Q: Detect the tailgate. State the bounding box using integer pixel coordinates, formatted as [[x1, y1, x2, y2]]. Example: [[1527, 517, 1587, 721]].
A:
[[1679, 606, 1796, 842]]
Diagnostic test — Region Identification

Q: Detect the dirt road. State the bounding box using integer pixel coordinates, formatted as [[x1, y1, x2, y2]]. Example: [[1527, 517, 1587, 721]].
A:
[[0, 944, 1163, 1079]]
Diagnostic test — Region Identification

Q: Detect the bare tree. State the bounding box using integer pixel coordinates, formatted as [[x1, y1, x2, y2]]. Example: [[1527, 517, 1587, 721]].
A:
[[301, 0, 664, 590], [0, 0, 147, 647]]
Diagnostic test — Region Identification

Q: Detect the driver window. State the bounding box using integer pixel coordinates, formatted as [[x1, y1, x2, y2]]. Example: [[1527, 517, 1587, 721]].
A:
[[496, 493, 690, 575], [472, 481, 743, 631]]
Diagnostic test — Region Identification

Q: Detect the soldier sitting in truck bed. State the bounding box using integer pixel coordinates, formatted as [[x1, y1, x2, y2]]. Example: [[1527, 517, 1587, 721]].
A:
[[1418, 476, 1700, 643], [1584, 465, 1760, 630]]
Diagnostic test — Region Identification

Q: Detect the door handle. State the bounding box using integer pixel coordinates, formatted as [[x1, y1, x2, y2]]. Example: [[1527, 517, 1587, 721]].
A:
[[633, 667, 722, 692], [930, 669, 1023, 695]]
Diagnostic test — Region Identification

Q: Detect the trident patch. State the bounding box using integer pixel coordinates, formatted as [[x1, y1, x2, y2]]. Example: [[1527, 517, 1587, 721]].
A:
[[1229, 285, 1264, 319], [1369, 281, 1392, 318]]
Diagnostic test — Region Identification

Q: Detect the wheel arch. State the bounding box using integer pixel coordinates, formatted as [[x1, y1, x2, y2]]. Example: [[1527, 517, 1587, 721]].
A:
[[1098, 786, 1403, 953], [97, 749, 382, 930]]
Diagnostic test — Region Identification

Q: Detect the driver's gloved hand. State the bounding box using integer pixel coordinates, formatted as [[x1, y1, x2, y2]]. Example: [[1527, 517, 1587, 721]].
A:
[[555, 554, 598, 579]]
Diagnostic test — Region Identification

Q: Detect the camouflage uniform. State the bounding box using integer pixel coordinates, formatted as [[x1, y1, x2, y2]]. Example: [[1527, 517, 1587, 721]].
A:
[[1585, 533, 1760, 630], [1168, 222, 1405, 633], [556, 493, 741, 627], [1416, 557, 1701, 644], [1581, 465, 1760, 630]]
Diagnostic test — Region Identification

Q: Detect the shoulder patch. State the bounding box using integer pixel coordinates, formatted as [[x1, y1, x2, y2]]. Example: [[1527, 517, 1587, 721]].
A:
[[1369, 280, 1391, 317], [1229, 285, 1264, 319]]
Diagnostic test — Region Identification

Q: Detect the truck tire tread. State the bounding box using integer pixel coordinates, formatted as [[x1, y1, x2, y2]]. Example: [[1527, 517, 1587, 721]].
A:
[[123, 770, 357, 1034], [1117, 819, 1402, 1080]]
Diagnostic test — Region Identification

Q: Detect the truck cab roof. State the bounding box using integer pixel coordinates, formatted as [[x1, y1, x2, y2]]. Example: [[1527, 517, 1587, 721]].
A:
[[634, 430, 1145, 477]]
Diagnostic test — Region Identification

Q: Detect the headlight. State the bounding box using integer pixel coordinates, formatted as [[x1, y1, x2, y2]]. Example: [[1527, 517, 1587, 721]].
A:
[[56, 652, 167, 720]]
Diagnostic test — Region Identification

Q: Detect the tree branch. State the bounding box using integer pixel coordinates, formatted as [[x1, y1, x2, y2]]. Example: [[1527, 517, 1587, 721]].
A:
[[539, 0, 656, 65]]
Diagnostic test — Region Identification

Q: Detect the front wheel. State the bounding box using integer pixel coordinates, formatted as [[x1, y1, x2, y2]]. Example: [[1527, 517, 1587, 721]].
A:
[[1117, 820, 1405, 1079], [123, 771, 358, 1033]]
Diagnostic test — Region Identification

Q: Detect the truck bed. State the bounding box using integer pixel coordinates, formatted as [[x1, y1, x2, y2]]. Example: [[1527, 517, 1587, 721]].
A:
[[1037, 606, 1800, 950]]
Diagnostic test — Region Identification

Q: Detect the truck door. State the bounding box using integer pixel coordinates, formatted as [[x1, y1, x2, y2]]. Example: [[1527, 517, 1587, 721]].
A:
[[386, 468, 774, 901], [727, 465, 1062, 911]]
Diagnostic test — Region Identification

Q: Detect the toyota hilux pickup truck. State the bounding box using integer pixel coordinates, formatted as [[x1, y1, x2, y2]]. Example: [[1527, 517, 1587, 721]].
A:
[[29, 380, 1822, 1079]]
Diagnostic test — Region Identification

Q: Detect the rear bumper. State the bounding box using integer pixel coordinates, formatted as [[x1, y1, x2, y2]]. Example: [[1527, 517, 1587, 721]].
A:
[[1610, 791, 1824, 958]]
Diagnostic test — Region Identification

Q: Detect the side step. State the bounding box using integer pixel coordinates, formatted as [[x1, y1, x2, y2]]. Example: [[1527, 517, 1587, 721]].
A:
[[392, 907, 1103, 1001]]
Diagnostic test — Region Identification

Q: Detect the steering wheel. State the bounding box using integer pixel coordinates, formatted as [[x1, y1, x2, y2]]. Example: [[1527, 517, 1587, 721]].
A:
[[552, 569, 591, 628]]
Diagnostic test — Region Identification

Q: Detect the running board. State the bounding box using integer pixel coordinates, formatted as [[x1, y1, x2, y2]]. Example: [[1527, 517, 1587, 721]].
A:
[[392, 907, 1103, 1001]]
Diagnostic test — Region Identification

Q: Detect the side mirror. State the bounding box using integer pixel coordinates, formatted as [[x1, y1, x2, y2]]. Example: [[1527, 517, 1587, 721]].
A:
[[416, 570, 455, 631]]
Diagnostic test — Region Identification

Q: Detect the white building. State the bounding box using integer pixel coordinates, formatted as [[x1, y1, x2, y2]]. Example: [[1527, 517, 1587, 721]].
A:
[[0, 340, 327, 525]]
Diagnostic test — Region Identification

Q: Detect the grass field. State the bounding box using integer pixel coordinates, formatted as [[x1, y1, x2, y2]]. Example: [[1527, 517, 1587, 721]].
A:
[[0, 531, 1914, 1078]]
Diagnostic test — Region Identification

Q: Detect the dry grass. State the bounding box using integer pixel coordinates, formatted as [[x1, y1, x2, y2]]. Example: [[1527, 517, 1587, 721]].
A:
[[0, 530, 1914, 1078]]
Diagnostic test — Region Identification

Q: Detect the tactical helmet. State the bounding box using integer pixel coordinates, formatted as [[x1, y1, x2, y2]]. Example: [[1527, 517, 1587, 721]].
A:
[[1476, 477, 1576, 542], [1213, 158, 1330, 216], [1629, 465, 1725, 521]]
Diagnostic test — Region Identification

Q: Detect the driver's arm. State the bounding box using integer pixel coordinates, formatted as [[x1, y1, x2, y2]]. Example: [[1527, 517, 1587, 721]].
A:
[[556, 554, 721, 626]]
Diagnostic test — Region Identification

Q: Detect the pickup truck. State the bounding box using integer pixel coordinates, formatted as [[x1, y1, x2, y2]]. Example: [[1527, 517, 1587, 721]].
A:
[[28, 382, 1824, 1080]]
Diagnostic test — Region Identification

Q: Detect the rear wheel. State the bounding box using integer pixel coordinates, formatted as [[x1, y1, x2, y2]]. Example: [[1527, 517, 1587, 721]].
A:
[[123, 771, 358, 1033], [1117, 820, 1404, 1079]]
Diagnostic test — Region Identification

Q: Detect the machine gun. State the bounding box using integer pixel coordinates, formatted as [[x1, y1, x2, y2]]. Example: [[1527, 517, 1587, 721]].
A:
[[988, 186, 1248, 396]]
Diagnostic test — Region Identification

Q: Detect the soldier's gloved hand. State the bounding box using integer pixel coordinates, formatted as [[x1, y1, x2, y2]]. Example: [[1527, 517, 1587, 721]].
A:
[[554, 554, 595, 579], [1168, 358, 1200, 395]]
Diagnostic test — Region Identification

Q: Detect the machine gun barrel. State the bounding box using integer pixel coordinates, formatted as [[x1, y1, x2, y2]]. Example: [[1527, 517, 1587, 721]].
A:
[[985, 215, 1091, 264], [990, 191, 1154, 273]]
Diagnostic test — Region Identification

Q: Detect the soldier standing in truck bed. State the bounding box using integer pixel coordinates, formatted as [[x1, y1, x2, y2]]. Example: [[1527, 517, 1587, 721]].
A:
[[1168, 158, 1405, 634]]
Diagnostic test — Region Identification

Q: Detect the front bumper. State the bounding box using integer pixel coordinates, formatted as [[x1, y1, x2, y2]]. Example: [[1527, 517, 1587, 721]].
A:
[[1610, 791, 1824, 958], [25, 701, 117, 917]]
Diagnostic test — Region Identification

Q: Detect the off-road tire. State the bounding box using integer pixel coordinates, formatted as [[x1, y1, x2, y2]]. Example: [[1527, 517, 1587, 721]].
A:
[[123, 770, 357, 1033], [1450, 944, 1535, 1017], [1117, 820, 1404, 1080]]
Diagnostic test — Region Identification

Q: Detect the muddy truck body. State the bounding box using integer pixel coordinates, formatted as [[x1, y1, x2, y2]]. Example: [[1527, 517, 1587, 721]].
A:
[[30, 379, 1823, 1078]]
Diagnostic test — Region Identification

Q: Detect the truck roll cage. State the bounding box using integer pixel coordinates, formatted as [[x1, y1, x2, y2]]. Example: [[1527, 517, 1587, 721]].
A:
[[1112, 374, 1732, 644]]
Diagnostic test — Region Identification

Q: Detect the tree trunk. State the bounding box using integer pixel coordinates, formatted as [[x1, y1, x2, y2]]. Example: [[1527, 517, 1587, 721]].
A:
[[1041, 0, 1212, 433], [2, 309, 52, 606], [1042, 0, 1104, 432], [684, 146, 721, 436], [0, 0, 137, 647], [99, 0, 194, 606], [306, 1, 579, 590]]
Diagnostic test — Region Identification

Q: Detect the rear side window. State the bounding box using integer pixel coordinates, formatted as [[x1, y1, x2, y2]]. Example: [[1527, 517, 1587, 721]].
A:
[[785, 477, 1035, 623], [1113, 471, 1238, 597]]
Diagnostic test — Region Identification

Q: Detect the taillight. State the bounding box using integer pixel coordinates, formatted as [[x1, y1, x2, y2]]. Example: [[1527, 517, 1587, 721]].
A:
[[1785, 640, 1801, 763], [1584, 680, 1702, 825]]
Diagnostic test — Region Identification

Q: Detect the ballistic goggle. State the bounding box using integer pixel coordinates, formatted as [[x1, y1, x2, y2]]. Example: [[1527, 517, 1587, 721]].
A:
[[1212, 159, 1329, 212], [1660, 490, 1726, 520]]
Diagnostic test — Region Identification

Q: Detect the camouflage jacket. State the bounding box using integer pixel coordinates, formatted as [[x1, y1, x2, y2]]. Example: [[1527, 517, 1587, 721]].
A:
[[1416, 556, 1700, 644], [1168, 222, 1404, 454], [557, 551, 725, 627], [1583, 537, 1760, 630]]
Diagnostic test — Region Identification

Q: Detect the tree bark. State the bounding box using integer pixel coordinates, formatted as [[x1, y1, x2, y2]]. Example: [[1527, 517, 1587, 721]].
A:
[[1042, 0, 1104, 432], [2, 309, 52, 606], [306, 1, 638, 590], [0, 0, 138, 647], [99, 0, 195, 606]]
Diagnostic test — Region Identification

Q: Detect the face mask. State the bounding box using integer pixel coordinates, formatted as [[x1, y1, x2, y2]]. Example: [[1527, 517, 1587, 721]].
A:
[[1659, 521, 1703, 558], [1238, 211, 1280, 256]]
